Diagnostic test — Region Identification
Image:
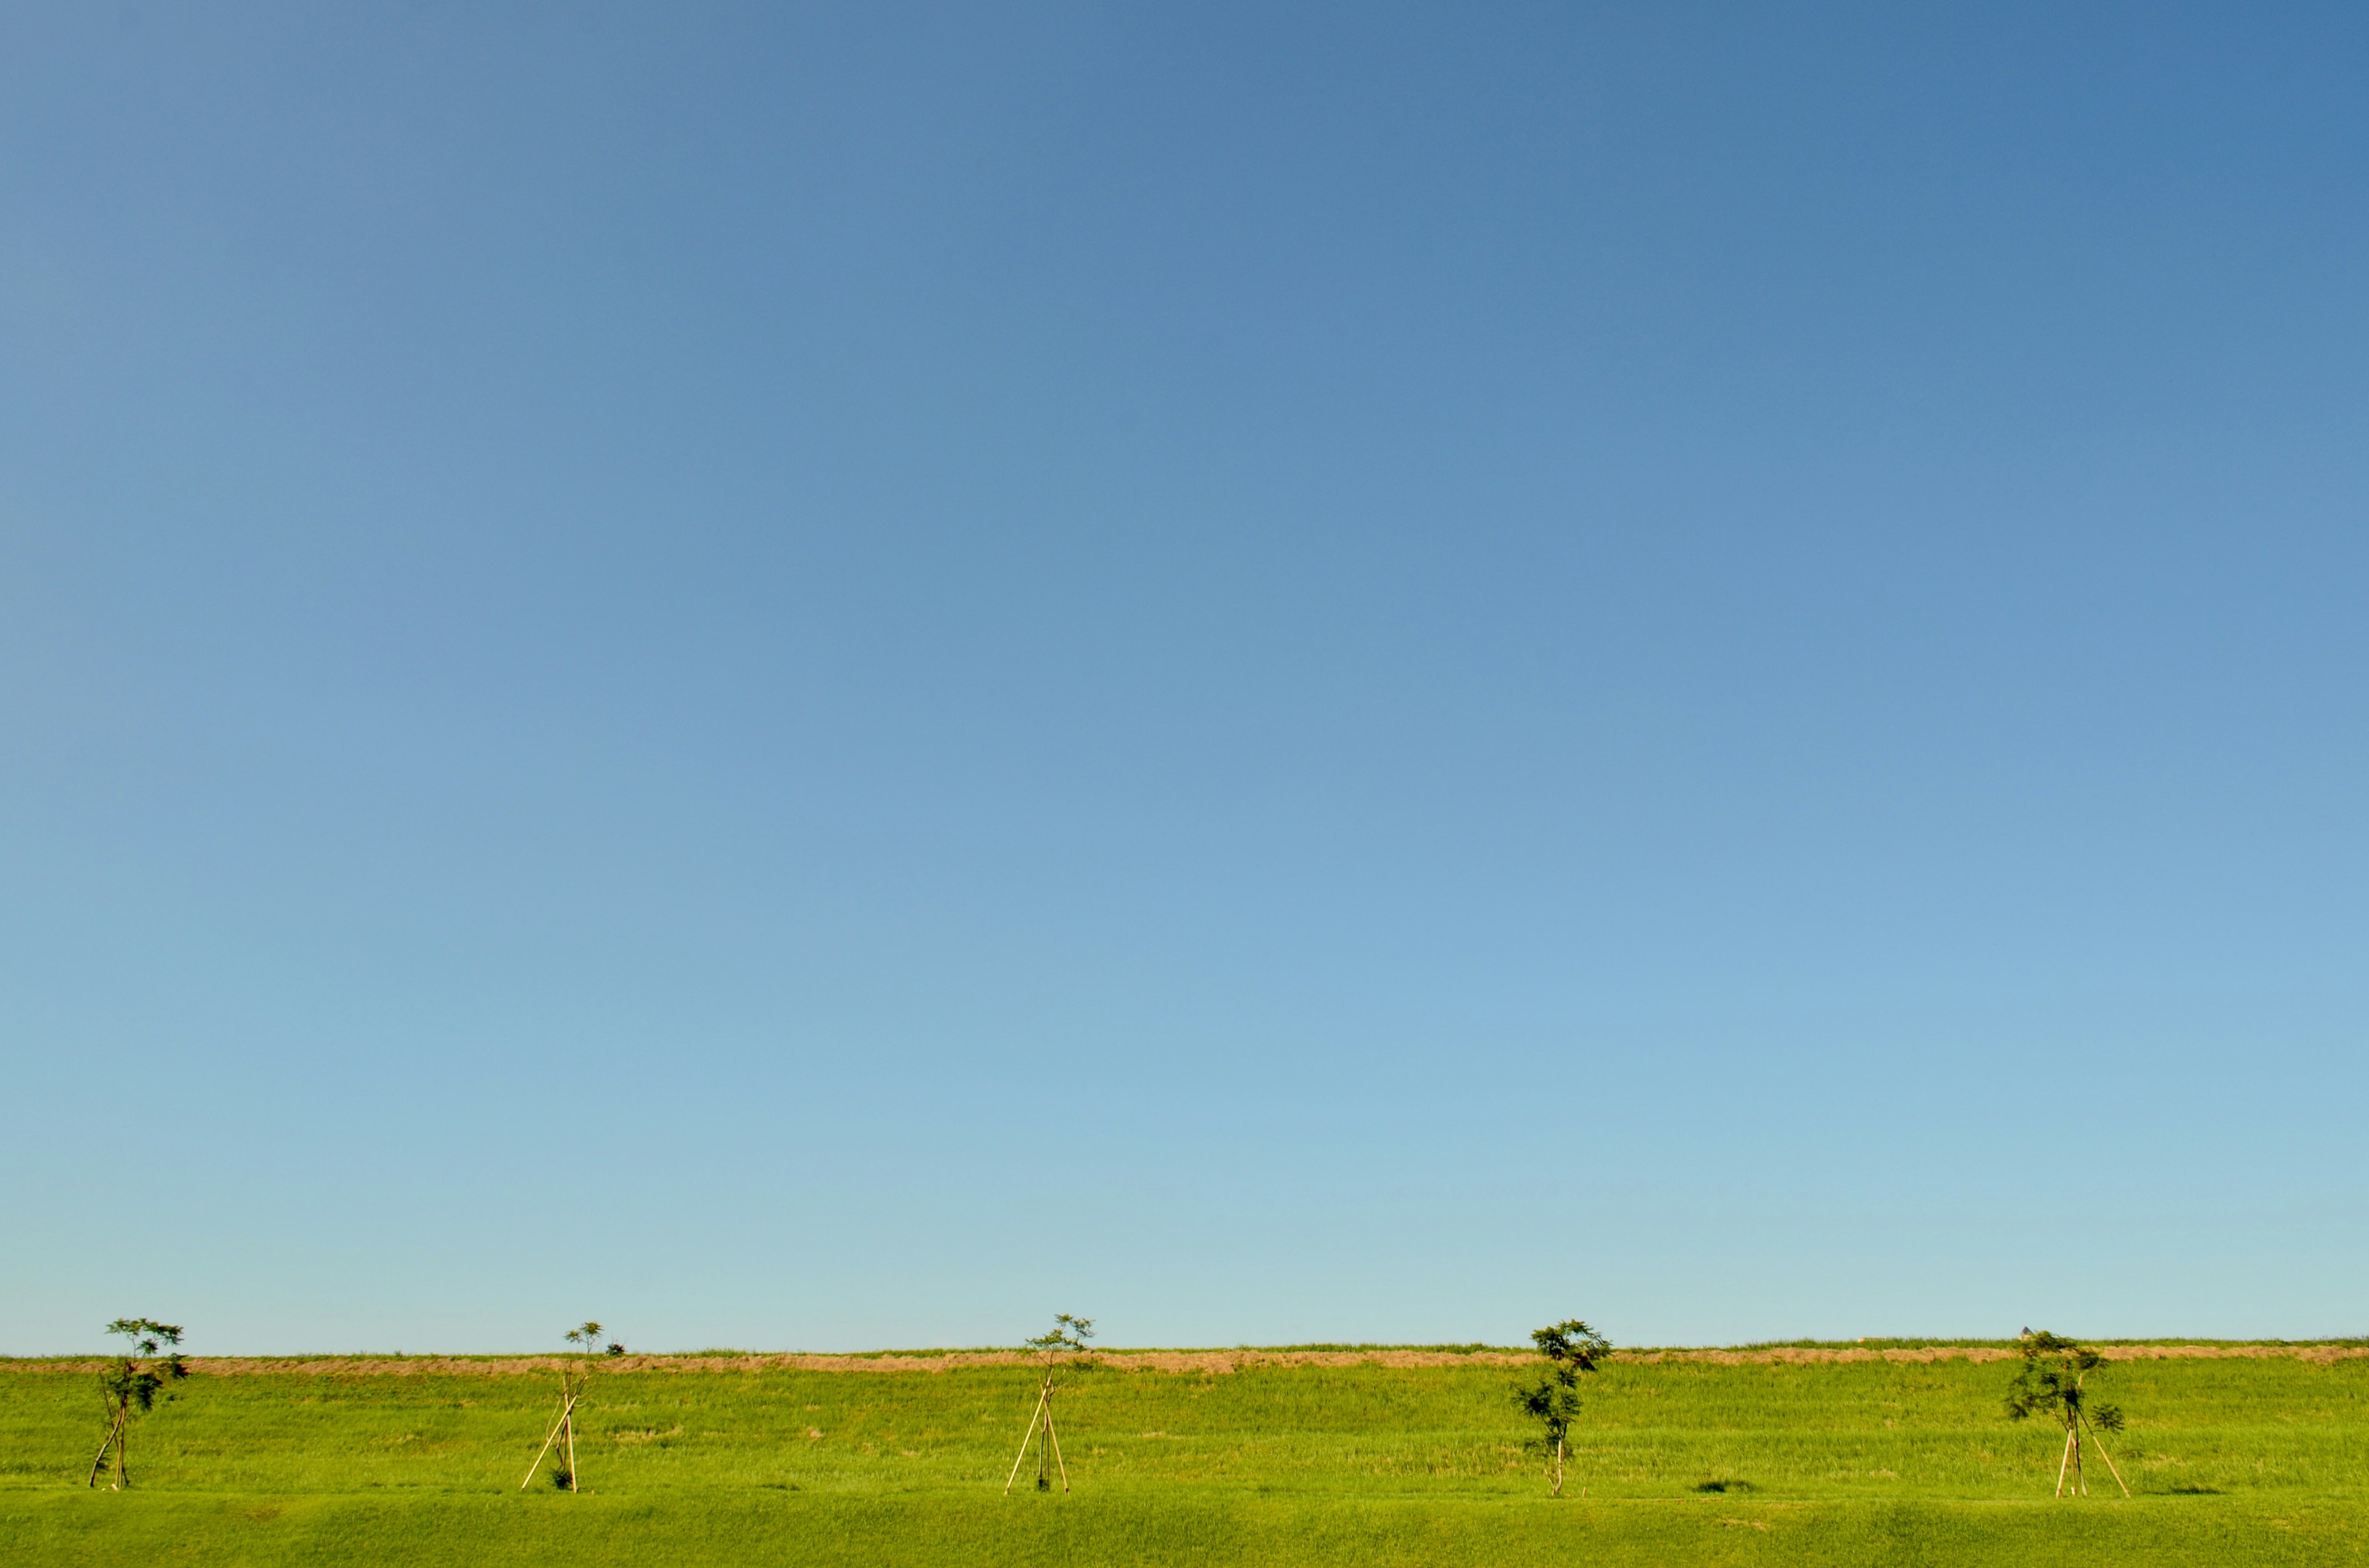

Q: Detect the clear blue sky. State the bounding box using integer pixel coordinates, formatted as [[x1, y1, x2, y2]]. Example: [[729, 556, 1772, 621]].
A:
[[4, 2, 2365, 1355]]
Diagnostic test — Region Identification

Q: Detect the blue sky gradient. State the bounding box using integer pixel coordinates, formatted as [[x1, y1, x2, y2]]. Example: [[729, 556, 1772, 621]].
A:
[[4, 2, 2365, 1353]]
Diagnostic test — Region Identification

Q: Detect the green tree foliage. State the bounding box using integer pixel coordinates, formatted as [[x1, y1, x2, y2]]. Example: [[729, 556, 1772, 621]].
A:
[[2005, 1328, 2130, 1497], [87, 1318, 188, 1489], [564, 1320, 624, 1360], [1025, 1314, 1094, 1360], [1511, 1319, 1611, 1496]]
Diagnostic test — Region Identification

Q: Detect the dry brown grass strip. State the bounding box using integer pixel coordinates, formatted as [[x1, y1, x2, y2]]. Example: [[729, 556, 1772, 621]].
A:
[[5, 1343, 2361, 1377], [1626, 1344, 2369, 1367]]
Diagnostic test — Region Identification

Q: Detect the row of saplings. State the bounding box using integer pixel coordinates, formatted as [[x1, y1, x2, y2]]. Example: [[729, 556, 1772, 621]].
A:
[[1509, 1319, 2131, 1500], [83, 1314, 2130, 1500]]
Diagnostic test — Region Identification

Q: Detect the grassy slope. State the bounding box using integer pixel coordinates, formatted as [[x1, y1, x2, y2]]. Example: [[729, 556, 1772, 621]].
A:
[[4, 1353, 2365, 1565]]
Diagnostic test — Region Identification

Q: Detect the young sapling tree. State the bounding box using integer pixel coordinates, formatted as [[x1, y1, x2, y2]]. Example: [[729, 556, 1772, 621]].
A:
[[521, 1321, 619, 1492], [1512, 1319, 1611, 1496], [1004, 1314, 1094, 1495], [87, 1318, 188, 1489], [2005, 1328, 2130, 1498]]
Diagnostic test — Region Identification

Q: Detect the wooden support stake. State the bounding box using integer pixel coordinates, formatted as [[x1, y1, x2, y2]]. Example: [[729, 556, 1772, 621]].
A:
[[2082, 1416, 2132, 1498], [86, 1409, 125, 1489], [1044, 1398, 1070, 1493], [1003, 1388, 1049, 1495], [520, 1392, 580, 1490]]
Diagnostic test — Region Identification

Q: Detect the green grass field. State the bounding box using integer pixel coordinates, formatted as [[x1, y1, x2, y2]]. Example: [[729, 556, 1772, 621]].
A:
[[6, 1348, 2367, 1564]]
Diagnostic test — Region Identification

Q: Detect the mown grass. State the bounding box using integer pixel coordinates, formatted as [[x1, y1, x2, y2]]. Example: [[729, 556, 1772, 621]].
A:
[[4, 1351, 2366, 1564]]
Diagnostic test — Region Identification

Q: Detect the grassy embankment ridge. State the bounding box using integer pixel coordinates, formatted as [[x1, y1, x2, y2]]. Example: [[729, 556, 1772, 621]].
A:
[[5, 1342, 2366, 1565]]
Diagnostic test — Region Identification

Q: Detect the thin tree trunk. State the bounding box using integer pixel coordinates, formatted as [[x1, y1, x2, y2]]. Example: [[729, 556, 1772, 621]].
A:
[[570, 1366, 589, 1492]]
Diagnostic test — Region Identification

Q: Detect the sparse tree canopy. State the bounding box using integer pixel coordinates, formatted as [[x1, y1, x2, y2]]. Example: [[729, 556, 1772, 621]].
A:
[[1513, 1319, 1611, 1497], [2005, 1330, 2125, 1431], [1025, 1314, 1094, 1358], [88, 1318, 188, 1489], [2006, 1329, 2130, 1498]]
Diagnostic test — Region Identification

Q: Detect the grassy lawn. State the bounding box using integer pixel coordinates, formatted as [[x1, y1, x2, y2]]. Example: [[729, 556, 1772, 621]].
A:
[[4, 1350, 2365, 1564]]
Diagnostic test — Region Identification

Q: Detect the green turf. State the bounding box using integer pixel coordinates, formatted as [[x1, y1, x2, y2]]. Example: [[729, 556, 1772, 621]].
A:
[[5, 1351, 2366, 1564]]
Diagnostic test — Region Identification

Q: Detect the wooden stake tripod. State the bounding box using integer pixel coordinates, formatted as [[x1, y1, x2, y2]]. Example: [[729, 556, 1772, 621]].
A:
[[2053, 1406, 2131, 1499], [86, 1405, 131, 1490], [520, 1370, 591, 1492], [1003, 1366, 1072, 1495]]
